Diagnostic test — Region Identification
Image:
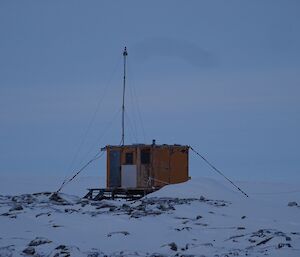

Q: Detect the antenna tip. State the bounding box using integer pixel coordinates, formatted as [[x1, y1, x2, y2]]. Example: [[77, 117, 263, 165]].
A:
[[123, 47, 128, 56]]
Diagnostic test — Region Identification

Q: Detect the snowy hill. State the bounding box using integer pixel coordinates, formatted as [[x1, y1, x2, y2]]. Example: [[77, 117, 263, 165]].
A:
[[0, 176, 299, 256]]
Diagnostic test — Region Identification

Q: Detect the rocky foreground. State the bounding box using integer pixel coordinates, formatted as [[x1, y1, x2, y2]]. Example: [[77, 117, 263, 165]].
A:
[[0, 189, 299, 257]]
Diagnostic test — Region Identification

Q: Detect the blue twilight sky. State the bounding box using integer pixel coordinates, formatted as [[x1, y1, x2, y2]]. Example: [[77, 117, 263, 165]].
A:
[[0, 1, 299, 183]]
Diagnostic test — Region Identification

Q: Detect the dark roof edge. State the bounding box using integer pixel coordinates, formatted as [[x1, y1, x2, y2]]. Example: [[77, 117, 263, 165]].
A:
[[101, 144, 189, 151]]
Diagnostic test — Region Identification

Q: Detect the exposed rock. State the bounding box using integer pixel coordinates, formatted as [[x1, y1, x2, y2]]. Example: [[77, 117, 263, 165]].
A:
[[288, 201, 298, 207], [0, 212, 10, 216], [175, 226, 192, 231], [53, 245, 73, 257], [9, 205, 23, 211], [64, 208, 78, 213], [256, 237, 273, 246], [55, 245, 67, 250], [49, 193, 67, 204], [109, 207, 116, 212], [52, 224, 63, 228], [194, 222, 208, 226], [277, 243, 292, 248], [35, 212, 51, 218], [28, 237, 52, 246], [168, 242, 178, 251], [12, 194, 34, 204], [1, 212, 16, 218], [107, 231, 130, 237], [226, 234, 245, 241], [23, 246, 35, 255]]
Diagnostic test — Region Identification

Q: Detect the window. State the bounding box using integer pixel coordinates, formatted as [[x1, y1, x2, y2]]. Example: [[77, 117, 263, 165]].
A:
[[125, 152, 133, 164], [141, 149, 150, 164]]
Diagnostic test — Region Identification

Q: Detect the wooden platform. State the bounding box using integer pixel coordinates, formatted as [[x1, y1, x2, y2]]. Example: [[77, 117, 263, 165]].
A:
[[83, 188, 157, 200]]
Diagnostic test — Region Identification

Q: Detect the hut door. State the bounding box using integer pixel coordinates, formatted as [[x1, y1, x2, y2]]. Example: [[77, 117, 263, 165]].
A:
[[109, 150, 121, 187], [121, 165, 137, 188]]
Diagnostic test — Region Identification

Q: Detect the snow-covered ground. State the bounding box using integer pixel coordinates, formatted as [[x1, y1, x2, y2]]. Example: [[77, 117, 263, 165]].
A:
[[0, 175, 299, 257]]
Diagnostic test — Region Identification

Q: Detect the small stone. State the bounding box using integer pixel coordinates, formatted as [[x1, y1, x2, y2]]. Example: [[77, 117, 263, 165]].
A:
[[200, 196, 205, 201], [277, 243, 291, 248], [49, 193, 66, 203], [109, 207, 116, 212], [196, 215, 202, 220], [29, 237, 52, 246], [107, 231, 129, 237], [9, 205, 23, 211], [169, 242, 178, 251], [241, 216, 246, 219], [55, 245, 67, 250], [288, 202, 298, 207], [23, 246, 35, 255]]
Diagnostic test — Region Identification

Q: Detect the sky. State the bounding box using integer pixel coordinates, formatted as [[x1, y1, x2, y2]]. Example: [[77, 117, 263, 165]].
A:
[[0, 1, 299, 184]]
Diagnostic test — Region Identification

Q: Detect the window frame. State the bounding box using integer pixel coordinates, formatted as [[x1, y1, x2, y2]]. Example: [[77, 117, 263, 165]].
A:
[[125, 152, 134, 165], [141, 149, 150, 164]]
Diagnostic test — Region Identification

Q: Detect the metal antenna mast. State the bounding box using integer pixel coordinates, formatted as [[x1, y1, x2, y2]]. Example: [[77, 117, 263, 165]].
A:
[[121, 47, 128, 146]]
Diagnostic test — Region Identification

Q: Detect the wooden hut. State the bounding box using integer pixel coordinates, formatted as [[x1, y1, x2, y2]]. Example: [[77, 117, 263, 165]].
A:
[[102, 140, 189, 190]]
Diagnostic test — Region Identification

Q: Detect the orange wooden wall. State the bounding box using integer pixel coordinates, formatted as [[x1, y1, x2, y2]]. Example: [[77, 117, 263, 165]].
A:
[[105, 145, 189, 189]]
